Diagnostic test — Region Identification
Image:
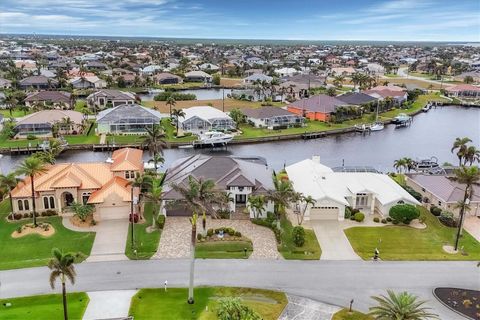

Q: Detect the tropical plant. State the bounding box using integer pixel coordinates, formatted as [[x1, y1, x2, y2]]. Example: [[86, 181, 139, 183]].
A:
[[70, 202, 94, 222], [3, 93, 18, 116], [216, 297, 261, 320], [144, 177, 163, 228], [463, 146, 480, 165], [229, 108, 245, 129], [48, 248, 77, 320], [16, 157, 48, 226], [292, 226, 306, 247], [389, 204, 420, 224], [0, 172, 20, 217], [267, 179, 295, 217], [142, 124, 166, 172], [166, 96, 176, 117], [291, 192, 315, 225], [393, 158, 408, 173], [171, 108, 186, 136], [451, 137, 472, 166], [369, 290, 439, 319], [247, 195, 266, 219]]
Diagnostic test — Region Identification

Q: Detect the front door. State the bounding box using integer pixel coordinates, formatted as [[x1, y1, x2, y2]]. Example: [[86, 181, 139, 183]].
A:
[[235, 194, 246, 204]]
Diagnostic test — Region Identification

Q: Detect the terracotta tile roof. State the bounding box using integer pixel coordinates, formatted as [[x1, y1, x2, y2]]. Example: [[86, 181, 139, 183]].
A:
[[111, 148, 143, 172], [446, 84, 480, 92], [88, 176, 132, 204]]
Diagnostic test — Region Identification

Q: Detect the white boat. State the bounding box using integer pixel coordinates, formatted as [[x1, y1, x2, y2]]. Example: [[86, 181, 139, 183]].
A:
[[422, 103, 432, 112], [370, 122, 384, 131], [392, 113, 412, 124], [414, 157, 439, 171], [194, 131, 234, 146]]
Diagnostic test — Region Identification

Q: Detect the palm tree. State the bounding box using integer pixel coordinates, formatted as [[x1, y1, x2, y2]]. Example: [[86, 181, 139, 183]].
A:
[[333, 75, 344, 88], [451, 137, 472, 166], [291, 193, 315, 225], [171, 108, 186, 136], [142, 124, 166, 172], [393, 158, 408, 173], [144, 178, 163, 228], [166, 96, 176, 118], [404, 157, 415, 172], [463, 146, 480, 165], [0, 172, 20, 218], [16, 157, 48, 227], [59, 117, 74, 134], [450, 166, 480, 251], [48, 248, 77, 320], [3, 93, 18, 116], [267, 179, 294, 217], [148, 153, 165, 173], [369, 290, 438, 319], [247, 195, 265, 219]]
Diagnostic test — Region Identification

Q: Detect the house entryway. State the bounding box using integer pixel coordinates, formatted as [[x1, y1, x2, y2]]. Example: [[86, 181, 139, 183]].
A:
[[62, 192, 74, 208]]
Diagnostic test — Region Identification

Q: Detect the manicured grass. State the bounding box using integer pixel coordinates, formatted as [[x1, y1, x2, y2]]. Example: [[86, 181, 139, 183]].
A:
[[195, 240, 253, 259], [129, 287, 287, 320], [332, 309, 373, 320], [390, 173, 406, 186], [344, 207, 480, 260], [0, 108, 32, 118], [381, 93, 449, 119], [0, 292, 89, 320], [125, 202, 161, 260], [279, 218, 321, 260], [0, 200, 95, 270]]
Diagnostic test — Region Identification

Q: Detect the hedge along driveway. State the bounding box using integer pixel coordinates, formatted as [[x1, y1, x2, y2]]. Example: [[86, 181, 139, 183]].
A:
[[344, 207, 480, 261], [0, 200, 95, 270]]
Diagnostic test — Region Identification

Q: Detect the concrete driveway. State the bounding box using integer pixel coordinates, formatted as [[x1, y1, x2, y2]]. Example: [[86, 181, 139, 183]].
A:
[[85, 219, 130, 262], [464, 215, 480, 242], [307, 221, 361, 261]]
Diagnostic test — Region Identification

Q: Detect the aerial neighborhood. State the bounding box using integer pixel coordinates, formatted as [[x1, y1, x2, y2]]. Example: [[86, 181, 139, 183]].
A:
[[0, 34, 479, 320]]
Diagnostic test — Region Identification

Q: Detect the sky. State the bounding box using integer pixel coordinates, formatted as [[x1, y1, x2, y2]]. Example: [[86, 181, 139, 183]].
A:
[[0, 0, 479, 41]]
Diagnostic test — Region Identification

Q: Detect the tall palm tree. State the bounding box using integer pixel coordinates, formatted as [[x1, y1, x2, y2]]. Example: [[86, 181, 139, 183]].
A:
[[16, 157, 48, 226], [369, 290, 438, 319], [144, 177, 163, 228], [450, 166, 480, 250], [3, 93, 18, 116], [463, 146, 480, 165], [247, 195, 265, 219], [142, 124, 166, 172], [267, 179, 294, 217], [0, 172, 20, 218], [451, 137, 472, 166], [393, 158, 408, 173], [291, 193, 315, 225], [48, 248, 77, 320], [171, 108, 186, 136], [166, 96, 176, 118]]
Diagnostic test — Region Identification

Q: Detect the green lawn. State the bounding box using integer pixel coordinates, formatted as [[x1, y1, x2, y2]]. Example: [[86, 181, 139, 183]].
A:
[[0, 108, 32, 118], [380, 93, 449, 119], [279, 218, 321, 260], [195, 240, 253, 259], [344, 207, 480, 260], [332, 309, 373, 320], [0, 200, 95, 270], [125, 202, 162, 259], [390, 173, 406, 186], [0, 292, 89, 320], [129, 287, 287, 320]]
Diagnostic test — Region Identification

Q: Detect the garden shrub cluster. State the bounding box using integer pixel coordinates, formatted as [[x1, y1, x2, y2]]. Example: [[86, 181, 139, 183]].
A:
[[389, 204, 420, 224], [402, 185, 422, 201], [252, 212, 281, 243], [429, 205, 442, 216], [354, 212, 365, 222], [439, 210, 457, 227], [156, 215, 166, 229], [292, 226, 305, 247], [199, 227, 242, 241]]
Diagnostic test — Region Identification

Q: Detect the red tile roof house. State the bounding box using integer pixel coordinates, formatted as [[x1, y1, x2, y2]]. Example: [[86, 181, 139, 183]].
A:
[[10, 148, 143, 221], [287, 94, 352, 121], [363, 85, 408, 106], [445, 84, 480, 98]]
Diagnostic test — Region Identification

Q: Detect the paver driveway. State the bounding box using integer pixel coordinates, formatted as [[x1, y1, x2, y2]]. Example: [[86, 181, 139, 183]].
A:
[[155, 217, 279, 259]]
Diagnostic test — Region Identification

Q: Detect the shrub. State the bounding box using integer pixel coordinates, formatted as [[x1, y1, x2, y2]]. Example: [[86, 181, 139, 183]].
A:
[[430, 206, 442, 217], [292, 226, 306, 247], [154, 92, 196, 101], [354, 212, 365, 222], [156, 215, 166, 229], [251, 212, 281, 243], [389, 204, 420, 225], [197, 233, 203, 241], [16, 226, 22, 233], [373, 217, 380, 223], [23, 213, 30, 218], [27, 134, 37, 140], [234, 231, 241, 237], [402, 185, 422, 201], [14, 213, 22, 220], [386, 217, 392, 222], [349, 215, 356, 220], [439, 211, 457, 227], [217, 297, 261, 320], [392, 220, 400, 225], [381, 218, 387, 224], [344, 207, 352, 219], [217, 210, 230, 219], [207, 228, 214, 237], [227, 228, 235, 236]]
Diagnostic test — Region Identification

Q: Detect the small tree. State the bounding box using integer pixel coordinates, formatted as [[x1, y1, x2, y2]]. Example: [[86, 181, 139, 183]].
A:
[[463, 75, 474, 84], [369, 290, 438, 320], [70, 202, 94, 222], [48, 248, 77, 320], [229, 108, 245, 129], [212, 74, 221, 85], [389, 204, 420, 224], [217, 297, 261, 320], [292, 226, 306, 247]]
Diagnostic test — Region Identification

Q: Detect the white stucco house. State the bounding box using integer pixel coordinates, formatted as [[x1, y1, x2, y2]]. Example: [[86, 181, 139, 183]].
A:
[[285, 157, 419, 221], [179, 106, 236, 134]]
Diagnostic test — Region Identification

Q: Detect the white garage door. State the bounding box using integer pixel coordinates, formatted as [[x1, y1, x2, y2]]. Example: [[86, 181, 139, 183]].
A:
[[310, 207, 339, 220], [97, 206, 129, 220]]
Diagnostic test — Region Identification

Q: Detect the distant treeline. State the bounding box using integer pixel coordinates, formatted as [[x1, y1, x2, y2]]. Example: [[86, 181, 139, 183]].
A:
[[154, 92, 197, 101]]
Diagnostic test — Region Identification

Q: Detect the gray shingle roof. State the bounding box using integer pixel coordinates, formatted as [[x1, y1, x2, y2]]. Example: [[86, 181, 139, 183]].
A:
[[243, 106, 298, 119]]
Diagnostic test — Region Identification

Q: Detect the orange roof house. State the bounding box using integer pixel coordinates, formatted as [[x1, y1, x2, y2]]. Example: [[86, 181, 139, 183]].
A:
[[11, 148, 143, 220]]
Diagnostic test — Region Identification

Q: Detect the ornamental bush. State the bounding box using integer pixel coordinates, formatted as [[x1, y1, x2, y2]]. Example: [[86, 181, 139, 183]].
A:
[[292, 226, 306, 247], [439, 210, 457, 227], [207, 228, 214, 237], [156, 215, 166, 229], [430, 205, 442, 217], [402, 186, 422, 201], [354, 212, 365, 222], [373, 217, 380, 223], [389, 204, 420, 225]]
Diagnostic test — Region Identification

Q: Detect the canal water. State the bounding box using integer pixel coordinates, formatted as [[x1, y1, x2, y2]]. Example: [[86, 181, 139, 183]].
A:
[[1, 106, 479, 174], [138, 88, 233, 101]]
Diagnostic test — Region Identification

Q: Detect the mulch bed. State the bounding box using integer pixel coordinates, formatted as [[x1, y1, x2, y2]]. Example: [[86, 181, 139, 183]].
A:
[[434, 287, 480, 319]]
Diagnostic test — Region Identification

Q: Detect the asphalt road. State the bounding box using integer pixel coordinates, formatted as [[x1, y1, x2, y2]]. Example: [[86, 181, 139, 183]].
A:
[[0, 260, 478, 319]]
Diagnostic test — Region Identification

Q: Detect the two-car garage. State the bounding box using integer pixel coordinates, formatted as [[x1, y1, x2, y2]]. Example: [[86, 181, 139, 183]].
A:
[[309, 206, 340, 220]]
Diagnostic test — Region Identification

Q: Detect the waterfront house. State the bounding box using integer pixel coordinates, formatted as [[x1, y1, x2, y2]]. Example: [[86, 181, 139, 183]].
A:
[[96, 103, 165, 134], [24, 91, 74, 109], [363, 85, 407, 105], [184, 71, 213, 83], [405, 174, 480, 217], [243, 73, 273, 84], [243, 106, 304, 129], [10, 148, 143, 221], [86, 89, 137, 111], [161, 155, 274, 218], [69, 76, 106, 89], [179, 106, 236, 134], [0, 77, 12, 89], [445, 84, 480, 99], [19, 76, 58, 90], [152, 72, 183, 85], [336, 92, 378, 107], [286, 94, 350, 121], [14, 110, 85, 138], [286, 157, 419, 221]]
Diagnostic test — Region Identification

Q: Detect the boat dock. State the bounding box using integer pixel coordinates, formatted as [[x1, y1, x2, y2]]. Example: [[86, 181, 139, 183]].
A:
[[301, 132, 327, 139]]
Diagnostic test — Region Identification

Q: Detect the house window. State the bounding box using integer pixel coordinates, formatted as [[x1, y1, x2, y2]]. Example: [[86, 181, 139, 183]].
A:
[[82, 192, 91, 205], [43, 197, 49, 209], [49, 196, 55, 209], [43, 196, 56, 209], [438, 201, 442, 206], [18, 200, 23, 211], [24, 200, 29, 211], [125, 171, 130, 179], [238, 187, 244, 192], [355, 193, 368, 207]]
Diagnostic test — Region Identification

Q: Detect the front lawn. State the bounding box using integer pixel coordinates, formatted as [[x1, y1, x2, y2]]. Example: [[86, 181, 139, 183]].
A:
[[129, 287, 287, 320], [279, 218, 321, 260], [0, 200, 95, 270], [0, 292, 89, 320], [344, 207, 480, 260], [381, 93, 449, 119], [332, 309, 373, 320], [125, 202, 161, 259], [195, 240, 253, 259]]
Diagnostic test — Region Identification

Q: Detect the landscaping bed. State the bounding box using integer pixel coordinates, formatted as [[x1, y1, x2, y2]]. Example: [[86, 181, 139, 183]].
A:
[[332, 308, 373, 320], [434, 287, 480, 320], [128, 287, 287, 320], [196, 227, 253, 259], [11, 222, 54, 238], [0, 292, 89, 320]]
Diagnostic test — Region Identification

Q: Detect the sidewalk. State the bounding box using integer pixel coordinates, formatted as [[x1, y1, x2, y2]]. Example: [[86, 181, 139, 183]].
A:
[[83, 290, 137, 320]]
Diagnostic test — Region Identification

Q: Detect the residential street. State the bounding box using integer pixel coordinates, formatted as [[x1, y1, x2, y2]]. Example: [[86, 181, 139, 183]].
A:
[[0, 260, 477, 319]]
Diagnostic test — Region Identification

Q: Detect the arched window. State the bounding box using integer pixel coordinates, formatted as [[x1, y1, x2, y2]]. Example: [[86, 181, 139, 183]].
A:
[[18, 200, 23, 211], [43, 197, 49, 209], [49, 197, 55, 209], [24, 200, 30, 210]]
